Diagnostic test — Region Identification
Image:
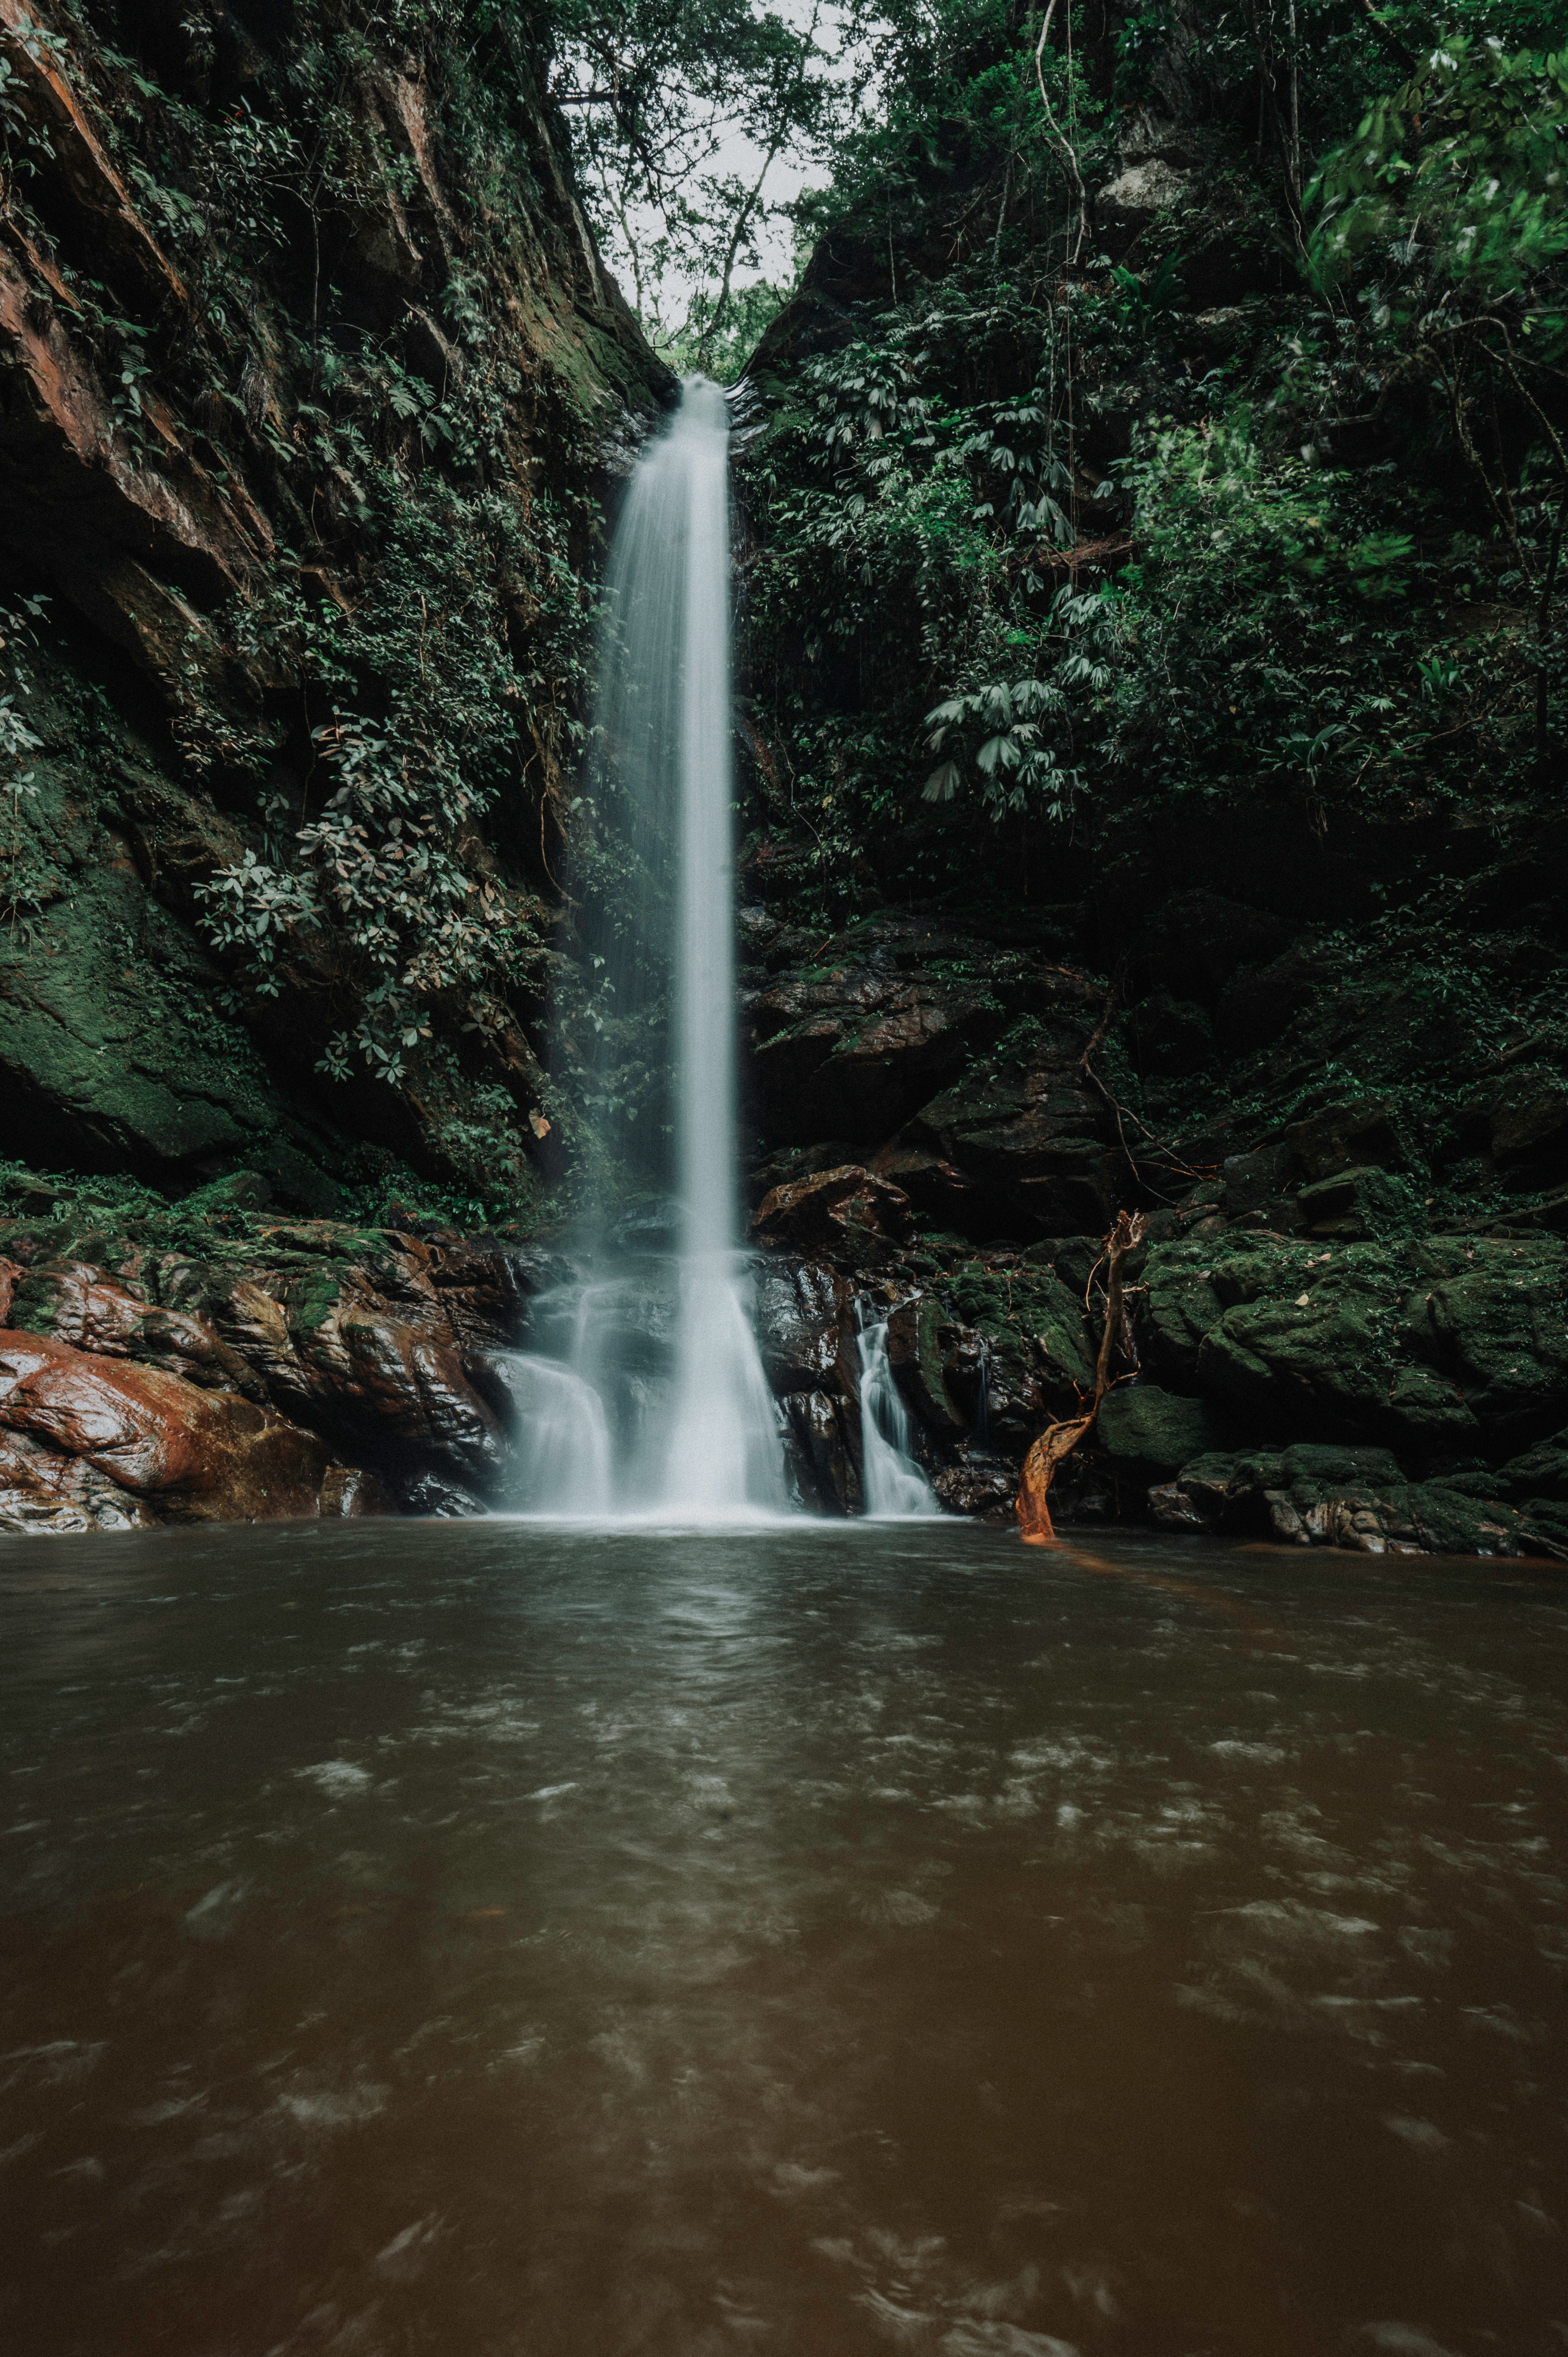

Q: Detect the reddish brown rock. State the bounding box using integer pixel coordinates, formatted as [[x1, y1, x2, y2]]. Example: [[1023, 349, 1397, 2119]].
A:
[[752, 1166, 914, 1254], [10, 1261, 264, 1397], [0, 1426, 156, 1533], [321, 1464, 399, 1517], [276, 1268, 505, 1486], [0, 1330, 329, 1521]]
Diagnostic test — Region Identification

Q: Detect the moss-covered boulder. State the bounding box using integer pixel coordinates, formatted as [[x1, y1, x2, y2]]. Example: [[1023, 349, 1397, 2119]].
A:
[[1097, 1383, 1221, 1477], [1136, 1232, 1568, 1455]]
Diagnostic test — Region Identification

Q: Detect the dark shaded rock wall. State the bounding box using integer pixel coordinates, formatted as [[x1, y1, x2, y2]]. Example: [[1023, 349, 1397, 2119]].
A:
[[0, 0, 667, 1204]]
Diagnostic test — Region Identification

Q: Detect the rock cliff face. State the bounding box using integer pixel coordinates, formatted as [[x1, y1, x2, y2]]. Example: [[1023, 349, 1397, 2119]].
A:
[[725, 876, 1568, 1563], [0, 0, 666, 1204], [709, 3, 1568, 1563]]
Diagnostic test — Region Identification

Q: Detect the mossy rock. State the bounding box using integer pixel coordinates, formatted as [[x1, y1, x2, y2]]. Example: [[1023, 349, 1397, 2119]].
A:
[[1098, 1384, 1220, 1477]]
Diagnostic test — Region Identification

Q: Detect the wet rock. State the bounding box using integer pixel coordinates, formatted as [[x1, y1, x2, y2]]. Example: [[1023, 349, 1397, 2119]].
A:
[[1097, 1384, 1219, 1479], [1147, 1479, 1209, 1532], [0, 1329, 328, 1520], [754, 1259, 844, 1394], [275, 1267, 506, 1487], [885, 1295, 966, 1437], [864, 1143, 980, 1232], [321, 1464, 398, 1517], [752, 1166, 914, 1254], [8, 1259, 265, 1398], [749, 1142, 860, 1205], [427, 1238, 536, 1350], [931, 1450, 1016, 1517], [942, 1259, 1094, 1433], [786, 1389, 861, 1514], [394, 1470, 488, 1517], [606, 1200, 684, 1256], [0, 1425, 156, 1532]]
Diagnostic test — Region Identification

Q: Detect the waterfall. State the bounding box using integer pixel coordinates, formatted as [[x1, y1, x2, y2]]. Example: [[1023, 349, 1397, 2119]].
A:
[[490, 1354, 612, 1516], [536, 377, 785, 1521], [856, 1317, 941, 1519]]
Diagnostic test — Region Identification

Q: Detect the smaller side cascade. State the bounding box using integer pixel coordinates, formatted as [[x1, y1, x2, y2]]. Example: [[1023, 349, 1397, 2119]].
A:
[[856, 1314, 941, 1519]]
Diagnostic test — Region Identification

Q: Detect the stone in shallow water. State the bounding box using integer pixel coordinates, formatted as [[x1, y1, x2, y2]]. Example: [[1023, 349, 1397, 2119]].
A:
[[0, 1327, 328, 1522]]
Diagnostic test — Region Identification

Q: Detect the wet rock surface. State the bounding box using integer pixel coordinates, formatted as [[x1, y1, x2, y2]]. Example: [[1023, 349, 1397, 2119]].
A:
[[726, 891, 1566, 1555], [0, 1185, 549, 1531]]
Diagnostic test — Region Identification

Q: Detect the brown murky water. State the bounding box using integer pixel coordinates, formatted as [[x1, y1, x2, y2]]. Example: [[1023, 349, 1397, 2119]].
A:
[[1, 1519, 1564, 2357]]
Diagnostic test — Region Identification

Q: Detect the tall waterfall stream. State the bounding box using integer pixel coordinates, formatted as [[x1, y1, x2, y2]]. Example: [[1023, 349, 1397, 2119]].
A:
[[514, 380, 908, 1523]]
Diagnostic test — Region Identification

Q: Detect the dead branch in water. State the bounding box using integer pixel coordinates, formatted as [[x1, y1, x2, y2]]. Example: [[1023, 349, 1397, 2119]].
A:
[[1017, 1208, 1146, 1543]]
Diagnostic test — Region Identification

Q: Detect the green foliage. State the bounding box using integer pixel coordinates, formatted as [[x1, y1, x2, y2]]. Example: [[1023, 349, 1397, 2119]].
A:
[[0, 595, 49, 934], [1310, 37, 1568, 312], [189, 476, 578, 1085]]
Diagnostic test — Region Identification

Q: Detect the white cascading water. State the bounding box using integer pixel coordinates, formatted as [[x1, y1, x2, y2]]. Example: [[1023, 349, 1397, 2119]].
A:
[[855, 1317, 941, 1519], [490, 1354, 612, 1515], [656, 381, 784, 1516], [523, 378, 784, 1520]]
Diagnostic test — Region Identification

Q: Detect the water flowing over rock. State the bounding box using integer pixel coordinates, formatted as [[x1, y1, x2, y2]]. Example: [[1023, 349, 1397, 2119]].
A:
[[855, 1315, 941, 1519], [538, 381, 785, 1519]]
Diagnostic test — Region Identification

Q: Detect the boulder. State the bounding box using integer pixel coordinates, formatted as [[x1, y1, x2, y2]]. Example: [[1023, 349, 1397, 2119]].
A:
[[1197, 1292, 1480, 1451], [265, 1265, 507, 1487], [8, 1258, 265, 1397], [1408, 1241, 1568, 1445], [1284, 1099, 1406, 1178], [1136, 1232, 1568, 1456], [0, 1425, 156, 1533], [1490, 1065, 1568, 1186], [1221, 1147, 1297, 1223], [1496, 1429, 1568, 1503], [785, 1389, 861, 1514], [1296, 1165, 1415, 1239], [1124, 989, 1215, 1077], [1097, 1384, 1219, 1477], [1216, 945, 1327, 1059], [0, 1328, 329, 1520], [1147, 1439, 1566, 1558], [886, 1294, 967, 1436], [752, 1166, 914, 1254], [1137, 890, 1285, 1000], [747, 969, 986, 1146], [902, 1018, 1122, 1240], [931, 1450, 1016, 1517], [942, 1259, 1095, 1432], [321, 1463, 399, 1517], [754, 1259, 845, 1393]]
